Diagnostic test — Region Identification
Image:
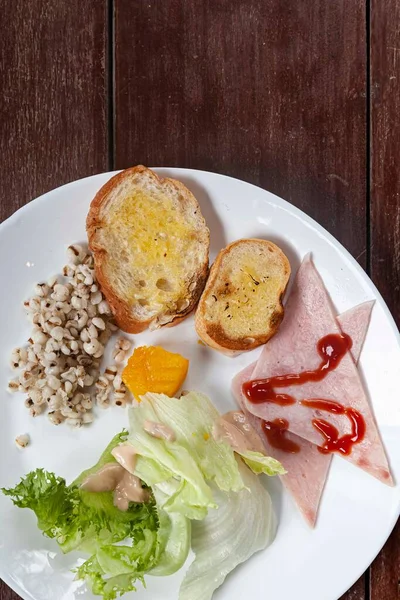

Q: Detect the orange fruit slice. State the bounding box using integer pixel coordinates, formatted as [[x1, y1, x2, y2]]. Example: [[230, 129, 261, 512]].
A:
[[122, 345, 189, 400]]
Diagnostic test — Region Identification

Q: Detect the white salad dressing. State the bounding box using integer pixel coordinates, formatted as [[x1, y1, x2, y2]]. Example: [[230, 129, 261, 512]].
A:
[[79, 422, 177, 512], [143, 419, 176, 442], [113, 470, 150, 510], [213, 410, 265, 454], [80, 463, 123, 493], [111, 443, 137, 473], [80, 461, 149, 510]]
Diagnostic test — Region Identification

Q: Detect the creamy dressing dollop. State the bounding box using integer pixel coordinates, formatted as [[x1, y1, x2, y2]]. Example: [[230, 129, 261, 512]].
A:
[[143, 419, 176, 442], [212, 410, 265, 454], [81, 444, 150, 510]]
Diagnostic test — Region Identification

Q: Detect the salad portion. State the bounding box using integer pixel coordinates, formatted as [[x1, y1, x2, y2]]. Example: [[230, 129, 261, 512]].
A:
[[2, 391, 284, 600]]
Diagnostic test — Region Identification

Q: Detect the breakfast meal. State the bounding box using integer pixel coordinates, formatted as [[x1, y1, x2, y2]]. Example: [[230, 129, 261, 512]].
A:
[[195, 239, 291, 355], [87, 165, 210, 333], [3, 165, 395, 599]]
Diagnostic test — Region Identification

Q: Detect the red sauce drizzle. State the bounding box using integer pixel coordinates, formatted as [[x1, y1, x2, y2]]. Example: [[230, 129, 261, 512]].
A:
[[301, 399, 366, 455], [262, 419, 300, 454], [242, 333, 366, 455], [243, 333, 352, 404]]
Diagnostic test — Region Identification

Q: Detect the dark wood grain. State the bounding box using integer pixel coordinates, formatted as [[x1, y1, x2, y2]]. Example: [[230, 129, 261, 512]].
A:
[[115, 3, 367, 598], [0, 0, 108, 597], [340, 577, 368, 600], [115, 0, 367, 262], [0, 581, 18, 600], [370, 0, 400, 325], [0, 582, 18, 599], [370, 0, 400, 598], [0, 0, 108, 223], [370, 521, 400, 600]]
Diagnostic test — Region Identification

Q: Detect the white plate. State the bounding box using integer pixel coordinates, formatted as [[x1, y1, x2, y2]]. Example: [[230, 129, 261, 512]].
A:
[[0, 169, 399, 600]]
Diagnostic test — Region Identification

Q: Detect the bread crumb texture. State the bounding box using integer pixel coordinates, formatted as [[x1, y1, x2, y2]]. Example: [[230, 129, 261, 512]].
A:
[[205, 250, 284, 336], [93, 169, 208, 323], [196, 239, 291, 353]]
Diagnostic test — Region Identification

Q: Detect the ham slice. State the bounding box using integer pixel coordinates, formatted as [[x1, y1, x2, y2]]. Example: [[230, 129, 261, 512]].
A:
[[337, 302, 374, 362], [233, 364, 330, 527], [243, 255, 392, 485], [232, 301, 373, 527]]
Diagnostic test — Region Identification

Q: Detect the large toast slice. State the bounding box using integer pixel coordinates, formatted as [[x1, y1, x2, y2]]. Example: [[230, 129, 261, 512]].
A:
[[195, 239, 291, 355], [87, 166, 210, 333]]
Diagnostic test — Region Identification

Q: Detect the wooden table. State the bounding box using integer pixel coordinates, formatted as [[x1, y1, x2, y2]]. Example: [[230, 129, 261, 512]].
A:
[[1, 1, 399, 599]]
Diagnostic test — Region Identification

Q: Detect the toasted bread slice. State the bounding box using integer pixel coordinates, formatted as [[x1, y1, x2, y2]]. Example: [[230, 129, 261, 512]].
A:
[[195, 239, 291, 355], [87, 166, 210, 333]]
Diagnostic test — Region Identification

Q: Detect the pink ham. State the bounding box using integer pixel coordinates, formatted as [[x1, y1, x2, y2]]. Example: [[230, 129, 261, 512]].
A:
[[243, 255, 392, 485], [233, 365, 330, 527], [232, 301, 373, 527], [336, 302, 374, 362]]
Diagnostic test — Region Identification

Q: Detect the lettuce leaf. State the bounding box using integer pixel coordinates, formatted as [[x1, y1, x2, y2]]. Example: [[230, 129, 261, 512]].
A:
[[238, 450, 287, 476], [127, 390, 245, 517], [75, 495, 190, 599], [74, 488, 190, 598], [150, 488, 191, 577], [2, 432, 161, 598], [3, 392, 282, 600], [128, 392, 284, 515], [135, 392, 244, 492], [76, 529, 158, 599], [2, 468, 72, 539], [179, 458, 276, 600], [128, 395, 219, 519], [2, 429, 191, 599]]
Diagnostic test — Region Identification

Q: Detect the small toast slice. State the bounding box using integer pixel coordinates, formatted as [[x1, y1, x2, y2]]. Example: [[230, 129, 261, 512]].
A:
[[195, 239, 291, 355], [87, 166, 209, 333]]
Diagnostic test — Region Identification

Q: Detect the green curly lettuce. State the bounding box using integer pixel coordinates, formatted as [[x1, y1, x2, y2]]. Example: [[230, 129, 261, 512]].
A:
[[2, 430, 189, 599]]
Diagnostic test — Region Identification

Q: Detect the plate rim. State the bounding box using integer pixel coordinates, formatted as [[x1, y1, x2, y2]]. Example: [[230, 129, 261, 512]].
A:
[[0, 167, 399, 600]]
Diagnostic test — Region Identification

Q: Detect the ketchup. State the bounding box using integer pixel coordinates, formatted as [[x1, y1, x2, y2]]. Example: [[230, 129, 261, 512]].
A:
[[243, 333, 352, 404], [301, 399, 366, 455], [262, 419, 300, 453], [242, 333, 366, 455]]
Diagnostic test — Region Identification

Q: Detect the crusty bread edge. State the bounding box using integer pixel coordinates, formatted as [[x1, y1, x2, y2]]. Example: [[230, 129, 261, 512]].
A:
[[87, 165, 210, 333], [194, 239, 291, 356]]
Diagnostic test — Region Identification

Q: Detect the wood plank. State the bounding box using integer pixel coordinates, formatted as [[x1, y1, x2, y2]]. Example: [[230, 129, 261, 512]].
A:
[[0, 582, 19, 600], [0, 0, 108, 596], [370, 521, 400, 600], [370, 0, 400, 597], [115, 0, 367, 260], [0, 0, 109, 223], [340, 577, 368, 600], [370, 0, 400, 324], [0, 583, 19, 600], [115, 3, 367, 598]]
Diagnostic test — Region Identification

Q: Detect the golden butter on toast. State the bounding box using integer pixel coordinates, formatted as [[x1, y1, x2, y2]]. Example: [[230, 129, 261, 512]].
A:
[[87, 166, 209, 333], [195, 239, 290, 355]]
